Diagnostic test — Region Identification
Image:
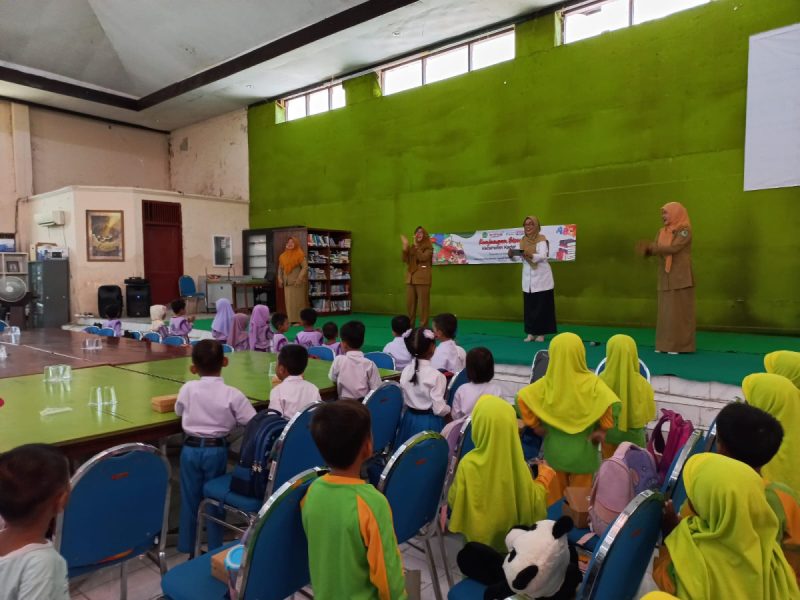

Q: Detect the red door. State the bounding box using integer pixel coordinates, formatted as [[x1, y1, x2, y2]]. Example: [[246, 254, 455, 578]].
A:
[[143, 200, 183, 304]]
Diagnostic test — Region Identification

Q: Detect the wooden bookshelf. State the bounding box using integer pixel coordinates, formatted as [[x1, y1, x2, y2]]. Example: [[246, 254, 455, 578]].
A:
[[306, 228, 352, 315]]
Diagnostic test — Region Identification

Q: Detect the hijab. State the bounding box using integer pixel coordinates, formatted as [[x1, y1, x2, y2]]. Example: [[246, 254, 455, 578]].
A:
[[665, 453, 798, 600], [448, 395, 547, 551], [599, 334, 656, 431], [248, 304, 272, 350], [211, 298, 235, 339], [278, 237, 306, 274], [765, 351, 800, 390], [413, 226, 432, 250], [517, 332, 619, 434], [743, 373, 800, 493], [149, 304, 167, 330], [658, 202, 691, 273], [230, 313, 250, 351], [520, 215, 548, 257]]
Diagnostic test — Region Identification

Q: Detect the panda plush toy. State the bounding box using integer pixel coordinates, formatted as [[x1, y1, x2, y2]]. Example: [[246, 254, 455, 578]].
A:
[[456, 516, 582, 600]]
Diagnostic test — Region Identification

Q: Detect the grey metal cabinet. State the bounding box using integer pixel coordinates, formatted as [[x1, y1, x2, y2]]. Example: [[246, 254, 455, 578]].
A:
[[29, 260, 70, 328]]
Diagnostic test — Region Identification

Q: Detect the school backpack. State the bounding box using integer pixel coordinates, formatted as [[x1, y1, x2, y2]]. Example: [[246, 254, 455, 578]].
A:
[[229, 409, 288, 498], [647, 408, 694, 485], [589, 442, 659, 536]]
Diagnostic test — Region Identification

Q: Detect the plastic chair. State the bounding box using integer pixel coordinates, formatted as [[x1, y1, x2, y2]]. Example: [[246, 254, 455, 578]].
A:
[[0, 319, 6, 332], [197, 403, 325, 555], [379, 432, 449, 600], [662, 429, 704, 511], [308, 345, 335, 361], [54, 443, 170, 600], [143, 331, 162, 343], [179, 275, 206, 313], [130, 331, 142, 341], [163, 335, 187, 346], [364, 351, 396, 370], [529, 349, 549, 383], [83, 325, 101, 335], [703, 417, 718, 453], [191, 339, 201, 346], [97, 327, 116, 337], [446, 369, 469, 407], [578, 490, 665, 600], [363, 381, 404, 453], [162, 468, 324, 600], [222, 344, 234, 353], [595, 357, 652, 382]]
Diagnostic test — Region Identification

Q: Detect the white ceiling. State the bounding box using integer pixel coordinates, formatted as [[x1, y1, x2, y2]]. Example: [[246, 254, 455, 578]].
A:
[[0, 0, 564, 130]]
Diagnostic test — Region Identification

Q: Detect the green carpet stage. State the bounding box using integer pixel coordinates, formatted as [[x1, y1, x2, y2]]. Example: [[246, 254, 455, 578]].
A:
[[193, 313, 800, 386]]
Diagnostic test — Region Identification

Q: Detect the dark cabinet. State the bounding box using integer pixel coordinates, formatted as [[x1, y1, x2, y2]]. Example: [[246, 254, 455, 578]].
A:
[[29, 260, 70, 328]]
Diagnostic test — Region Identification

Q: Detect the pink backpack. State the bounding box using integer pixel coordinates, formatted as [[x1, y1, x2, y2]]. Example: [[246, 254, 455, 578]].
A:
[[647, 409, 694, 485], [588, 442, 658, 535]]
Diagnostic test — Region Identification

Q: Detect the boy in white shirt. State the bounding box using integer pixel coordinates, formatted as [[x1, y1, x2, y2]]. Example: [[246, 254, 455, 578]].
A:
[[382, 315, 413, 369], [269, 344, 322, 418], [0, 444, 70, 600], [431, 313, 466, 373], [451, 347, 503, 420], [328, 321, 381, 400], [175, 340, 256, 555]]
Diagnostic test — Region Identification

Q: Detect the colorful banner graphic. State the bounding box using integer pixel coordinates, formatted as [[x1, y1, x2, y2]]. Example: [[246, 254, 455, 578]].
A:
[[431, 225, 576, 266]]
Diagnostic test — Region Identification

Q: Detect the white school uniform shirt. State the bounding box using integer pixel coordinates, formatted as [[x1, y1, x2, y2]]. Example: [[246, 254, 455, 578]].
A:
[[175, 376, 256, 438], [431, 340, 466, 373], [0, 542, 69, 600], [382, 336, 413, 369], [328, 350, 382, 400], [451, 381, 504, 420], [400, 359, 450, 417], [521, 240, 554, 293], [269, 375, 322, 419]]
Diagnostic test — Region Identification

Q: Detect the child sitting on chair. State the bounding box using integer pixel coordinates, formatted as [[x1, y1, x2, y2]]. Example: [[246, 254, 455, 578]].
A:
[[270, 313, 290, 353], [295, 308, 323, 349], [328, 321, 381, 401], [431, 313, 466, 373], [149, 305, 169, 339], [383, 315, 413, 369], [269, 344, 322, 419], [229, 313, 250, 351], [175, 340, 255, 555], [211, 298, 235, 343], [103, 303, 122, 337], [169, 299, 195, 342], [322, 321, 342, 355], [302, 401, 406, 599], [0, 444, 71, 600], [451, 347, 503, 420], [248, 305, 271, 352]]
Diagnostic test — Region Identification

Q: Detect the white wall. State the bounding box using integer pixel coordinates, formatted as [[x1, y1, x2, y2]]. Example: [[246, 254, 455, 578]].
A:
[[0, 103, 15, 232], [169, 108, 249, 200]]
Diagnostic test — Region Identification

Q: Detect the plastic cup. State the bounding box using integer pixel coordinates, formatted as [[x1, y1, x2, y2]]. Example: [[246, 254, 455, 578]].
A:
[[8, 326, 20, 345], [89, 386, 117, 407], [0, 345, 6, 360], [56, 365, 72, 381], [44, 365, 59, 382], [268, 362, 277, 378]]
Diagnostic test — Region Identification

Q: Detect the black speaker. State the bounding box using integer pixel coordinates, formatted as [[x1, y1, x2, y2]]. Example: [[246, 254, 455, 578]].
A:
[[98, 285, 123, 319], [125, 278, 150, 318]]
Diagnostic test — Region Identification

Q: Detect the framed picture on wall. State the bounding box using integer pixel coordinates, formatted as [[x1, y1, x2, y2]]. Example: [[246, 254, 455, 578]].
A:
[[86, 210, 125, 261], [6, 260, 19, 273], [213, 235, 232, 267]]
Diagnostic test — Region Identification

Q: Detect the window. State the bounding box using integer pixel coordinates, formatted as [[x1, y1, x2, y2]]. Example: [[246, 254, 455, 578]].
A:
[[282, 83, 345, 122], [382, 29, 515, 96], [563, 0, 711, 44]]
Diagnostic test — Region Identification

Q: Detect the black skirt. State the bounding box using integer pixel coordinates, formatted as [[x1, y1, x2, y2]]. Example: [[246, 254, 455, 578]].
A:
[[523, 289, 557, 335]]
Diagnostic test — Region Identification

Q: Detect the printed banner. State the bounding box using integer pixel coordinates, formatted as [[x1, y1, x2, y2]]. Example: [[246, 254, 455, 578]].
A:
[[431, 225, 576, 266]]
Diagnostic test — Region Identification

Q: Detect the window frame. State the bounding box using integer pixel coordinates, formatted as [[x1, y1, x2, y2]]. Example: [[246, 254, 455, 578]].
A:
[[280, 82, 345, 122]]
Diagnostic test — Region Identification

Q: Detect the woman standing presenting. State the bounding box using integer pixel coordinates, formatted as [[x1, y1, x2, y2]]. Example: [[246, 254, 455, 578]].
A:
[[401, 226, 433, 327], [640, 202, 695, 353], [277, 236, 308, 326], [518, 216, 556, 342]]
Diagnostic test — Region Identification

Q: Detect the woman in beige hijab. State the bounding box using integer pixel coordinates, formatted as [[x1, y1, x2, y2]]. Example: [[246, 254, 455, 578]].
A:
[[518, 216, 556, 342]]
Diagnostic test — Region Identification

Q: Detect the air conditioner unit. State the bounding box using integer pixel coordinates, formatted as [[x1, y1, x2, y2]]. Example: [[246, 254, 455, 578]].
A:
[[35, 210, 65, 227]]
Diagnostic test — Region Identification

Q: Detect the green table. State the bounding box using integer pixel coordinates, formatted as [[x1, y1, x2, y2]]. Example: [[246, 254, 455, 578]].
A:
[[0, 366, 182, 456]]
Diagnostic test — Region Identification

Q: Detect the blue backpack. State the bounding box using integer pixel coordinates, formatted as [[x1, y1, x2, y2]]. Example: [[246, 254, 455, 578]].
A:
[[229, 409, 288, 498]]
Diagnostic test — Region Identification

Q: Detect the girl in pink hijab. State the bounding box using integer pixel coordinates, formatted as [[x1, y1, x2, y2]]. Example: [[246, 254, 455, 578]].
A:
[[248, 305, 272, 352], [229, 313, 250, 351]]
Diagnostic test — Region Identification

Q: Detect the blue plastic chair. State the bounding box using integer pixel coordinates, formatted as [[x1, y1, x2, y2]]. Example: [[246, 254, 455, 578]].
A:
[[179, 275, 206, 312], [308, 345, 335, 361], [143, 331, 162, 343], [197, 403, 325, 555], [54, 443, 170, 599], [364, 351, 396, 370], [578, 490, 665, 600], [662, 429, 704, 511], [595, 357, 651, 382], [162, 335, 187, 346], [703, 417, 718, 453], [529, 349, 549, 383], [190, 339, 201, 346], [97, 327, 116, 337], [379, 432, 449, 600], [222, 344, 234, 353], [162, 468, 324, 600], [446, 369, 469, 407], [0, 319, 6, 332], [130, 331, 142, 341], [83, 325, 101, 335], [363, 381, 404, 452]]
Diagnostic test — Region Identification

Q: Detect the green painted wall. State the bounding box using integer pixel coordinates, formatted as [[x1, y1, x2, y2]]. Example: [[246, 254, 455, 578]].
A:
[[249, 0, 800, 333]]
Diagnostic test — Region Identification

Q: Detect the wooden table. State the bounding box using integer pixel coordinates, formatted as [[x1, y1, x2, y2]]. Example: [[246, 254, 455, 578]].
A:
[[0, 343, 90, 378]]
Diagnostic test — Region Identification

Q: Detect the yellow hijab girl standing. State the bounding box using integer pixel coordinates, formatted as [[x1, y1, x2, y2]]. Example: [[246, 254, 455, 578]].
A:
[[599, 334, 656, 458], [517, 332, 619, 504]]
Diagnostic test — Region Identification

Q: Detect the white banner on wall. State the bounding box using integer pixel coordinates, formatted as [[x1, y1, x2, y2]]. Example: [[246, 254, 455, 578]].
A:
[[430, 225, 577, 265]]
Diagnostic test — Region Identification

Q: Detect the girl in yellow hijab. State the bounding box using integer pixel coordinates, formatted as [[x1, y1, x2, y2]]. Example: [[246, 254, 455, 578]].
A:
[[765, 351, 800, 390], [517, 332, 620, 503], [654, 453, 798, 599], [744, 373, 800, 494], [448, 395, 551, 551], [599, 334, 656, 458]]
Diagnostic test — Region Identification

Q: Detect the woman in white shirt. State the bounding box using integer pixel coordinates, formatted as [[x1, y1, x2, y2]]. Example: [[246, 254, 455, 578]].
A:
[[518, 215, 557, 342]]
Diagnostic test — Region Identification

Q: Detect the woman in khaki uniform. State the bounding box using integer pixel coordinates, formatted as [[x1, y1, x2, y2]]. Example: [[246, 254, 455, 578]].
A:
[[639, 202, 695, 353], [277, 236, 308, 325], [401, 226, 433, 327]]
